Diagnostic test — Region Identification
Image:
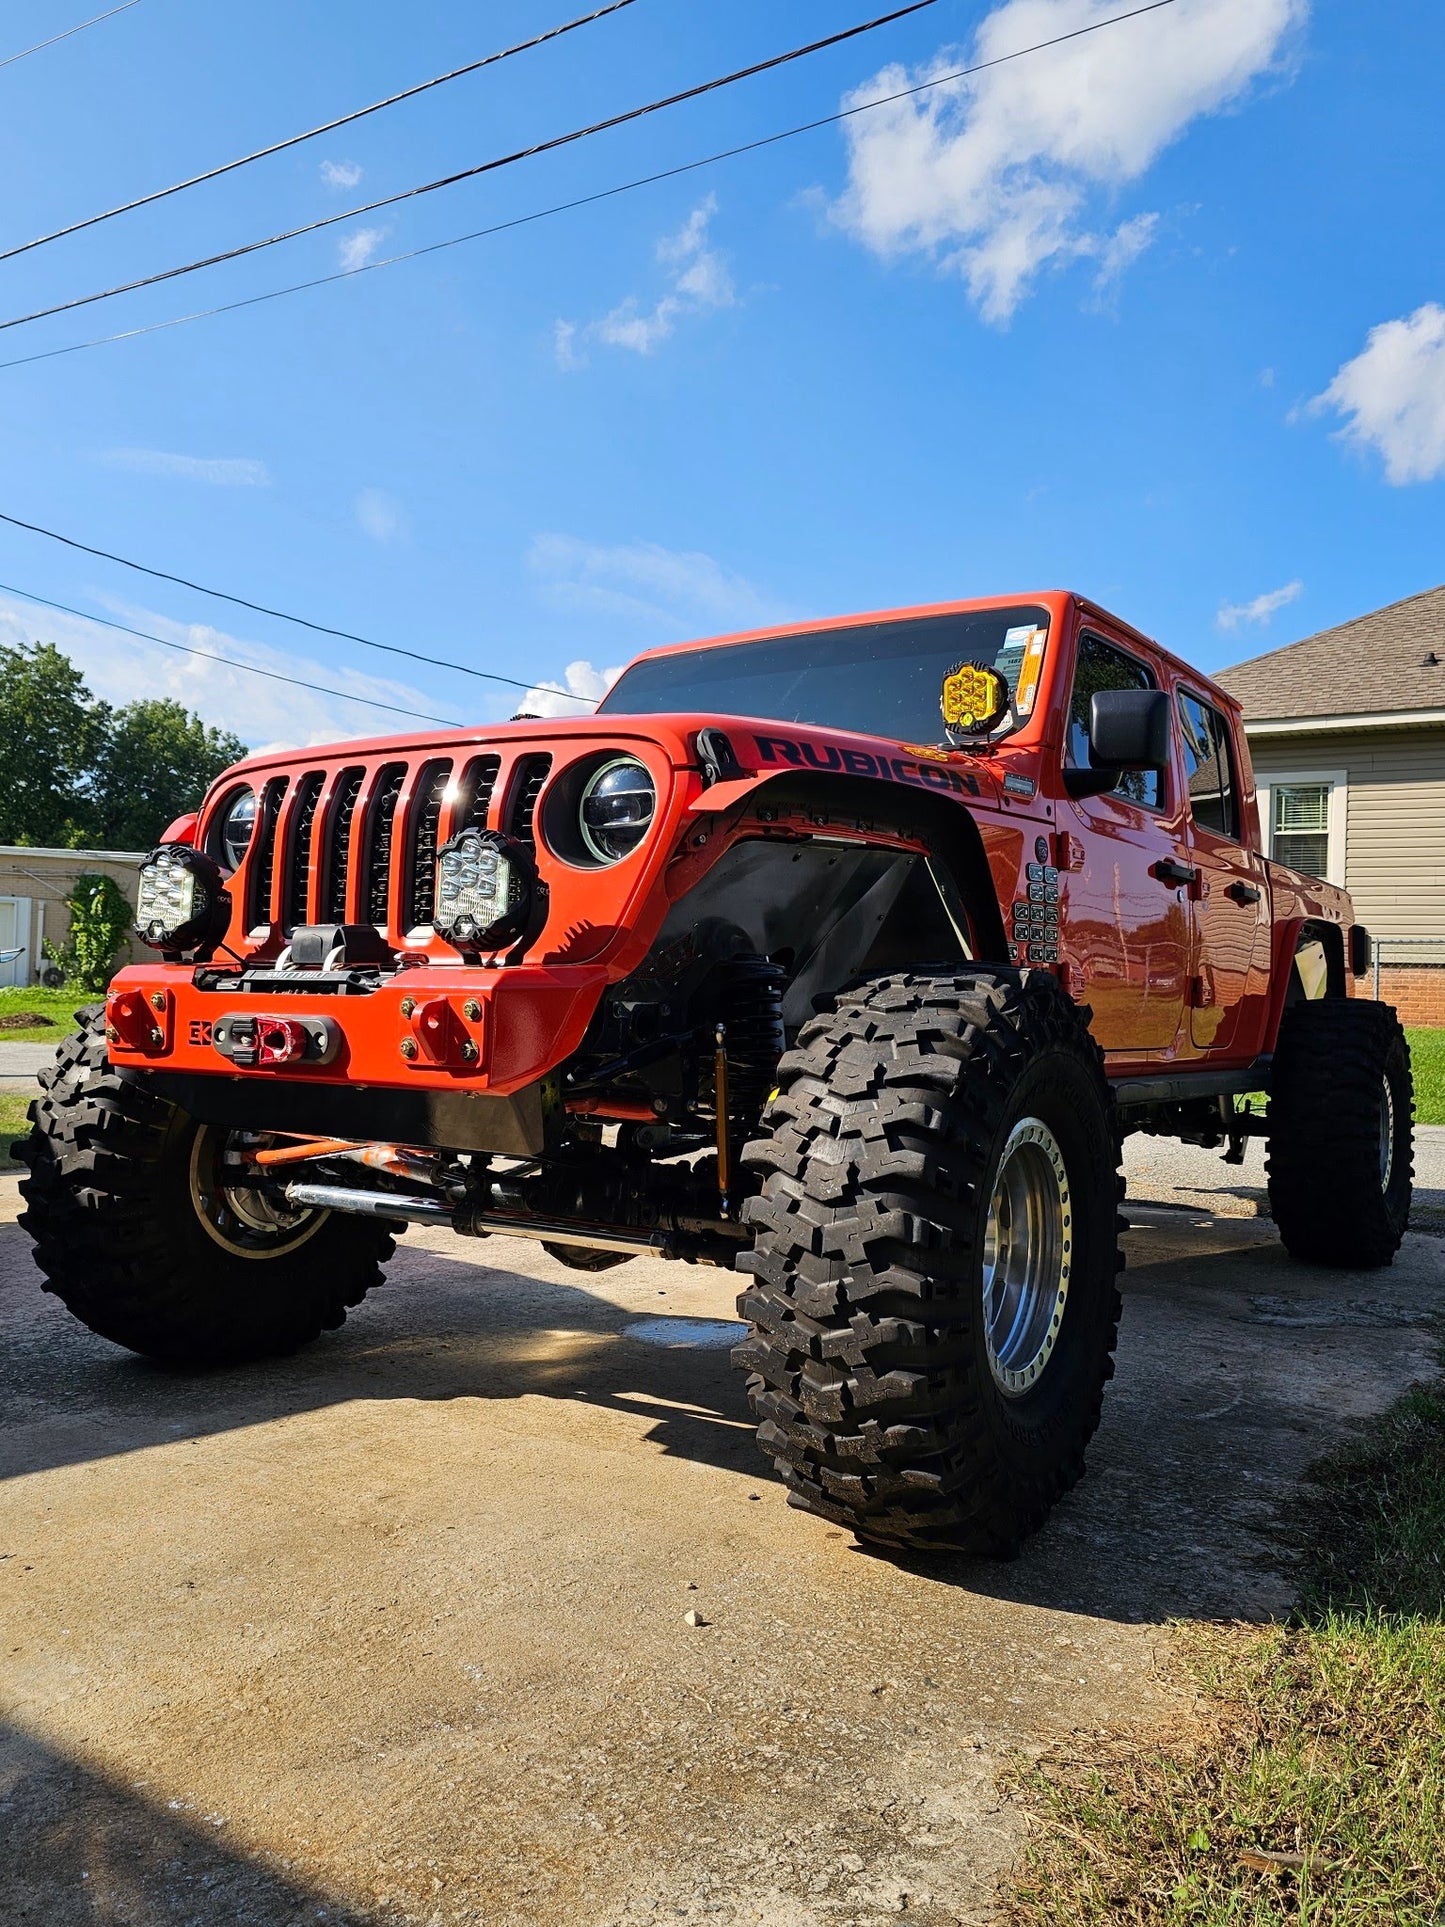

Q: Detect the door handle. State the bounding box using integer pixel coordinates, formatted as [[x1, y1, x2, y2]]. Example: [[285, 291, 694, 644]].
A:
[[1225, 881, 1262, 906], [1151, 858, 1198, 888]]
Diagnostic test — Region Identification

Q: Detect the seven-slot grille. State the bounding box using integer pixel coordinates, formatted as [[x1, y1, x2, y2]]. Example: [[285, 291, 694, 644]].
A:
[[241, 746, 577, 948]]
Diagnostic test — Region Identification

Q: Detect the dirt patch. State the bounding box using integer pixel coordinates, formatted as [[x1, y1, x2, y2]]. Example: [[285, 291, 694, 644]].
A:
[[0, 1013, 53, 1032]]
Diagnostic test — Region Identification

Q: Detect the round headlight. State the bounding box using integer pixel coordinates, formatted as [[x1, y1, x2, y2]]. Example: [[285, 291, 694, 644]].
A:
[[579, 758, 655, 864], [216, 786, 257, 872], [134, 844, 227, 954]]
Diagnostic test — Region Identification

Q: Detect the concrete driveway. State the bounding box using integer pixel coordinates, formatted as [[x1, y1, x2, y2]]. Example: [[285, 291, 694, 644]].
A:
[[1, 1142, 1441, 1927]]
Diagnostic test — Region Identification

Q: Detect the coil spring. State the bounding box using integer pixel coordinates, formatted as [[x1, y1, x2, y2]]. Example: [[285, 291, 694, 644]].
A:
[[713, 954, 787, 1126]]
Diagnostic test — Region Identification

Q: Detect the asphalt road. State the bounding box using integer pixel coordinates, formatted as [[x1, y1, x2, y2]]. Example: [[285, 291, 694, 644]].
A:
[[2, 1136, 1441, 1927]]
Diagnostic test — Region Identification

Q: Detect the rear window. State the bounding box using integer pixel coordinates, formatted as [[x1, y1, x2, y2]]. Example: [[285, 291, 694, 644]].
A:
[[598, 606, 1051, 744]]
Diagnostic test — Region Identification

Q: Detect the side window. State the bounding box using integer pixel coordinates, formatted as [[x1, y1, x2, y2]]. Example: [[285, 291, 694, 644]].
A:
[[1177, 692, 1240, 841], [1065, 634, 1164, 811]]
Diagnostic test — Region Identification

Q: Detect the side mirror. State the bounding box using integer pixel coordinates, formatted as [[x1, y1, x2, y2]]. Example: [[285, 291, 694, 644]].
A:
[[1064, 689, 1171, 798]]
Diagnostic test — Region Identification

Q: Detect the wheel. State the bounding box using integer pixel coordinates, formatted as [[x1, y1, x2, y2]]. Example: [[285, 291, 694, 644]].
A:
[[1267, 996, 1413, 1268], [734, 968, 1123, 1556], [541, 1241, 631, 1272], [14, 1007, 399, 1363]]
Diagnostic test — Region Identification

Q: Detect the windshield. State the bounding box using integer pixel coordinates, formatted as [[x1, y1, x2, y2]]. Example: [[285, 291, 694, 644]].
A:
[[598, 606, 1051, 744]]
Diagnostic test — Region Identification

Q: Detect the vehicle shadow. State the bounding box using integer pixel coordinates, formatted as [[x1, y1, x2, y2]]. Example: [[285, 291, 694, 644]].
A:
[[2, 1210, 1438, 1631], [0, 1720, 376, 1927]]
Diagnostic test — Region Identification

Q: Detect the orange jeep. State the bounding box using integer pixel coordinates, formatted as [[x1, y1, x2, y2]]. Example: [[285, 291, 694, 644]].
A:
[[16, 591, 1414, 1553]]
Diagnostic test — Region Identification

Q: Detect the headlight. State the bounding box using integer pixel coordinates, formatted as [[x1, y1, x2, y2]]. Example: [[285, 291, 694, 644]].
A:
[[216, 786, 257, 871], [579, 757, 655, 864], [434, 829, 534, 949], [135, 844, 227, 952]]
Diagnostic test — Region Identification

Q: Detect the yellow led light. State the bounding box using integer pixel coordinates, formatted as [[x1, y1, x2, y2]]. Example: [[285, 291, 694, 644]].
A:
[[941, 661, 1009, 733]]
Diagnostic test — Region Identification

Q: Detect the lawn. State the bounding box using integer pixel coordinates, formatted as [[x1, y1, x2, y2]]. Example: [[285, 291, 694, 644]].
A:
[[0, 986, 94, 1044], [1408, 1028, 1445, 1127], [1, 1091, 33, 1168], [1003, 1361, 1445, 1926]]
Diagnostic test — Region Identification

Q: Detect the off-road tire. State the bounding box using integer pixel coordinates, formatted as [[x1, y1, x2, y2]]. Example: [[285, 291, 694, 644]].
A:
[[735, 968, 1123, 1556], [14, 1007, 398, 1363], [1268, 996, 1413, 1268]]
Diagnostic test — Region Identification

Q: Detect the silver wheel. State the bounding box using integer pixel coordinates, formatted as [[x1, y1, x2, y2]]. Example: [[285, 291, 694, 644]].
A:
[[1380, 1075, 1395, 1192], [189, 1127, 328, 1260], [982, 1117, 1072, 1397]]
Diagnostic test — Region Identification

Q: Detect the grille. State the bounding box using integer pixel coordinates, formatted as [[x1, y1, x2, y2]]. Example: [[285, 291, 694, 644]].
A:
[[455, 753, 501, 832], [247, 777, 287, 929], [507, 755, 552, 852], [364, 764, 406, 928], [323, 767, 365, 922], [406, 759, 452, 932], [285, 773, 326, 933]]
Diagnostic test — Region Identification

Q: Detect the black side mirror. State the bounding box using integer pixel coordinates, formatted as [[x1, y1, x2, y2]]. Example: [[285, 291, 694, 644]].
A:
[[1064, 689, 1171, 798]]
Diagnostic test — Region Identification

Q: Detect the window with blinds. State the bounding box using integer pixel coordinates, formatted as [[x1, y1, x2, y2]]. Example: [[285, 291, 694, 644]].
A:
[[1272, 783, 1330, 879]]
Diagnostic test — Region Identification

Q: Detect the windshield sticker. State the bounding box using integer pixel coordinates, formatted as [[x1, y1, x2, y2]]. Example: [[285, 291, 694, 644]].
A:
[[941, 661, 1010, 737], [753, 732, 980, 797], [1006, 625, 1049, 716]]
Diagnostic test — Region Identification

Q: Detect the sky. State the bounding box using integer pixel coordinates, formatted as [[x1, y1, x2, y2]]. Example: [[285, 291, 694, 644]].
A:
[[0, 0, 1439, 753]]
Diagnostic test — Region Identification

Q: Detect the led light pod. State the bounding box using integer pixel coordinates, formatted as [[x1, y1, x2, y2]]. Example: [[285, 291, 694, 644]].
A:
[[434, 828, 534, 950], [134, 843, 227, 953]]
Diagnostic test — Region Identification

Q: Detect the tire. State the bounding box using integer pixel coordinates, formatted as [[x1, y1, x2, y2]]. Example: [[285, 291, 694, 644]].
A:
[[734, 968, 1123, 1556], [1267, 996, 1413, 1268], [14, 1007, 399, 1363]]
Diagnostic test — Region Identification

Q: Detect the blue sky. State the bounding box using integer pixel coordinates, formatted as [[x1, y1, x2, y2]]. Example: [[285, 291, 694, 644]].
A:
[[0, 0, 1439, 752]]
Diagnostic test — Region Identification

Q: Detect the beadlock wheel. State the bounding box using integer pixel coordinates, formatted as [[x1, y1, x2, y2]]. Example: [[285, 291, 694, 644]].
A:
[[983, 1117, 1072, 1397], [189, 1128, 329, 1259]]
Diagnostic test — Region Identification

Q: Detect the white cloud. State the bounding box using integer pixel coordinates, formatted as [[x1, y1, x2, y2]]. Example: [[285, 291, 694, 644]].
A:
[[338, 225, 388, 271], [1309, 303, 1445, 486], [557, 196, 737, 364], [355, 488, 405, 544], [1217, 579, 1303, 632], [321, 159, 363, 190], [516, 659, 623, 719], [95, 449, 270, 487], [1088, 210, 1159, 296], [0, 594, 448, 756], [528, 533, 781, 634], [832, 0, 1306, 322]]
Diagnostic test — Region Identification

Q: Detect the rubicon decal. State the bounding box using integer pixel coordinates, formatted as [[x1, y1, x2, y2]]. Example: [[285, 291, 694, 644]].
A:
[[752, 733, 980, 797]]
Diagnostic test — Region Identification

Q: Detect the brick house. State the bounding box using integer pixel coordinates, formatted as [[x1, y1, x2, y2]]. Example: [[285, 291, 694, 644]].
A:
[[1217, 584, 1445, 1027], [0, 846, 146, 989]]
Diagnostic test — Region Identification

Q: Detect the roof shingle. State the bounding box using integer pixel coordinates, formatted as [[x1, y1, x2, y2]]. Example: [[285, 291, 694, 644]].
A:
[[1216, 583, 1445, 720]]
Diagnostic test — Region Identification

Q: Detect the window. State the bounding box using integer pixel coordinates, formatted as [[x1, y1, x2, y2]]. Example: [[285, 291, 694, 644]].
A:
[[1177, 692, 1240, 840], [1271, 784, 1331, 879], [1065, 634, 1164, 810]]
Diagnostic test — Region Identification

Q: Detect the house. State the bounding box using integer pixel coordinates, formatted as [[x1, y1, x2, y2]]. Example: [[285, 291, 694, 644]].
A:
[[1216, 585, 1445, 1026], [0, 846, 146, 989]]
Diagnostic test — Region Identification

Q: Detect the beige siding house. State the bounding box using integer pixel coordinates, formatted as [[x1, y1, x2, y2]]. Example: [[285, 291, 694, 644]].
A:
[[1217, 585, 1445, 1026], [0, 846, 146, 989]]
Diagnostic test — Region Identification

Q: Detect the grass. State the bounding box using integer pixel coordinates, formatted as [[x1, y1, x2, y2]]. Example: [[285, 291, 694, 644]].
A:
[[0, 986, 93, 1044], [0, 1090, 34, 1169], [1002, 1364, 1445, 1926], [1407, 1029, 1445, 1128]]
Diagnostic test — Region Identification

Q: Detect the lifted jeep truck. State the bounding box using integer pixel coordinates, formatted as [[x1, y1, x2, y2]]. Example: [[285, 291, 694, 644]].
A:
[[16, 591, 1415, 1554]]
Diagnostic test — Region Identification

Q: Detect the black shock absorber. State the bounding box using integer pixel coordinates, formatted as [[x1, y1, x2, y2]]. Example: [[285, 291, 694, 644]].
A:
[[713, 954, 787, 1132]]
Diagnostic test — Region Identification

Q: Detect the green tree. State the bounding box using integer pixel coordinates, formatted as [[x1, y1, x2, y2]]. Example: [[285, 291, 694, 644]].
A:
[[0, 639, 105, 845], [91, 699, 249, 850]]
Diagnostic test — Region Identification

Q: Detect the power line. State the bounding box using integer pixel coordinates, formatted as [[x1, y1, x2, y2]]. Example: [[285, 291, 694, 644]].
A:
[[0, 1, 140, 71], [0, 0, 1180, 372], [0, 507, 596, 703], [0, 580, 465, 726], [0, 0, 943, 336], [0, 0, 638, 266]]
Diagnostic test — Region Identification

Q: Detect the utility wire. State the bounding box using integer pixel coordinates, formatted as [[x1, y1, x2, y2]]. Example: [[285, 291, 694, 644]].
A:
[[0, 0, 1180, 371], [0, 580, 465, 726], [0, 0, 140, 71], [0, 0, 942, 335], [0, 507, 597, 704], [0, 0, 638, 265]]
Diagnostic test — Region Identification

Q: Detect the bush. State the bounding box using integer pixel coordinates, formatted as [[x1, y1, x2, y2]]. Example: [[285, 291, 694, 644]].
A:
[[45, 873, 133, 994]]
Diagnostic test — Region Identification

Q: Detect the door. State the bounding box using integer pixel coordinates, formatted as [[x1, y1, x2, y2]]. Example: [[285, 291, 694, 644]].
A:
[[1058, 634, 1189, 1055], [1176, 692, 1270, 1056], [0, 897, 29, 987]]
